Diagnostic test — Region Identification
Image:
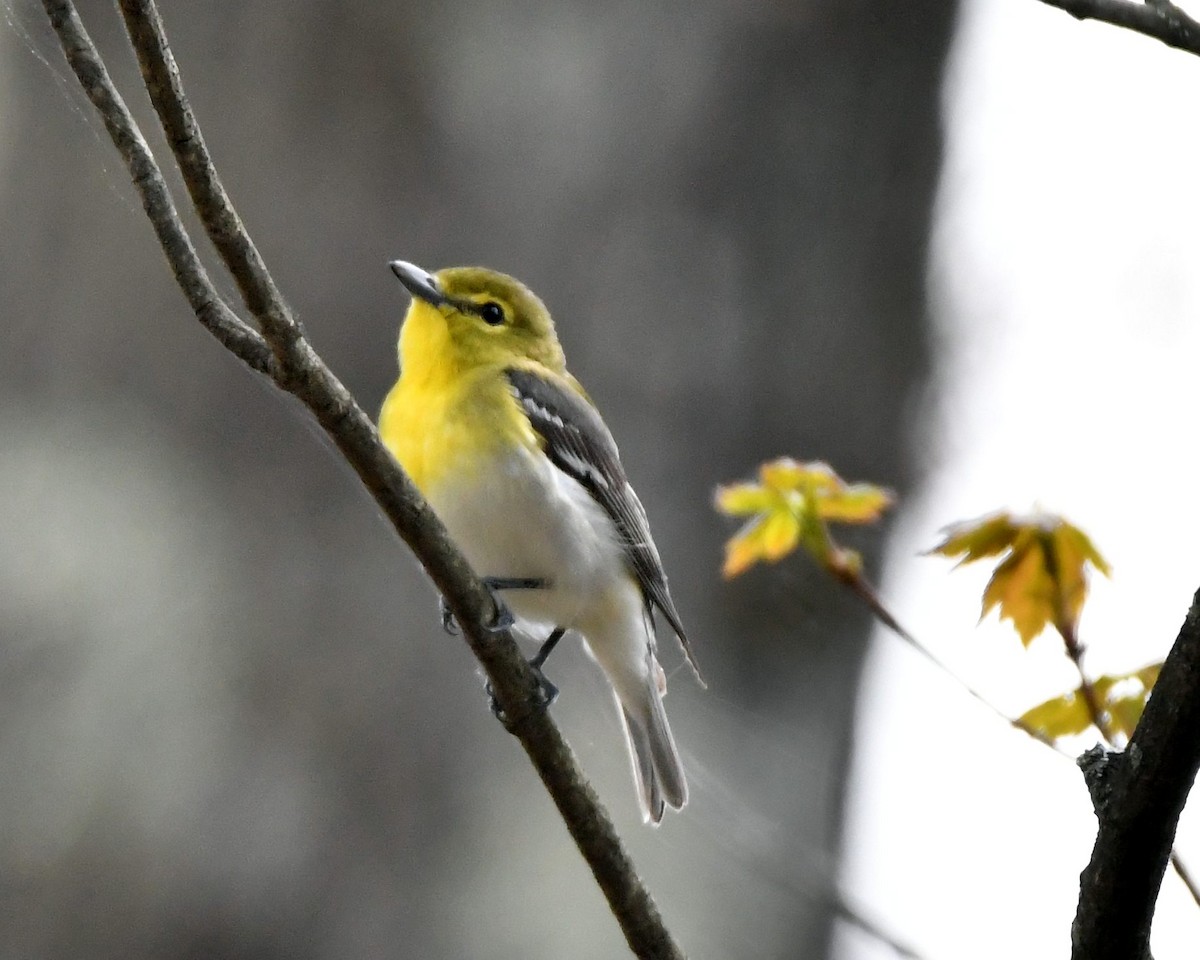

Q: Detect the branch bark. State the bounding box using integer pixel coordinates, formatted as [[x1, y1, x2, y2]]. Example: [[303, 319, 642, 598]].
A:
[[1036, 0, 1200, 58], [36, 1, 273, 375], [1071, 589, 1200, 959], [39, 2, 685, 957]]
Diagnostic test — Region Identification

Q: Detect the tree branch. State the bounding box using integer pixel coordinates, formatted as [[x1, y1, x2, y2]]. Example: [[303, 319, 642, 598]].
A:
[[1036, 0, 1200, 58], [114, 0, 301, 365], [1071, 589, 1200, 959], [838, 571, 1052, 743], [39, 2, 685, 957], [38, 1, 273, 375], [843, 565, 1200, 918], [1059, 618, 1200, 910]]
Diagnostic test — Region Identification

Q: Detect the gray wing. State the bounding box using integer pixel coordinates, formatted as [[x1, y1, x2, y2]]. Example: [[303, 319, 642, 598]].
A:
[[506, 366, 703, 682]]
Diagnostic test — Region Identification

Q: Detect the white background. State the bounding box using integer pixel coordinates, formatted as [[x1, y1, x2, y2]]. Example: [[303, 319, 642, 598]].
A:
[[838, 1, 1200, 957]]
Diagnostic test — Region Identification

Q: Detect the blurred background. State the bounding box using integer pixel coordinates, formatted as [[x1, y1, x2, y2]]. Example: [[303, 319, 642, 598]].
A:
[[2, 0, 1198, 958]]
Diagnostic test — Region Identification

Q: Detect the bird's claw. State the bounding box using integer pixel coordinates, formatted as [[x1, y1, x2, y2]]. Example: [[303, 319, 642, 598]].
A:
[[439, 595, 459, 635], [484, 599, 515, 634], [485, 625, 565, 728], [486, 666, 560, 729], [438, 576, 547, 636], [439, 592, 517, 636]]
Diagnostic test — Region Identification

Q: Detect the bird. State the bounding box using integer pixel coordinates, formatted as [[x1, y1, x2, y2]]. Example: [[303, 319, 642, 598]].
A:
[[379, 260, 702, 823]]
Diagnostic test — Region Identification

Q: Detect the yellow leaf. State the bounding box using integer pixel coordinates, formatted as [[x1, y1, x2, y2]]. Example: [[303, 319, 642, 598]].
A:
[[716, 458, 893, 578], [1017, 660, 1163, 744], [1057, 523, 1112, 577], [817, 483, 895, 522], [1100, 662, 1162, 739], [929, 512, 1022, 565], [1108, 695, 1145, 740], [722, 518, 765, 579], [1019, 689, 1093, 740], [760, 457, 811, 493], [980, 535, 1057, 646], [714, 482, 774, 517], [931, 510, 1110, 646], [1136, 662, 1163, 688], [719, 511, 802, 579], [760, 510, 801, 561]]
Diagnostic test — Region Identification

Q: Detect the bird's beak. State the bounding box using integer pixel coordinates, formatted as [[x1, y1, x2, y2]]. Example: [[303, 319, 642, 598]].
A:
[[390, 260, 447, 307]]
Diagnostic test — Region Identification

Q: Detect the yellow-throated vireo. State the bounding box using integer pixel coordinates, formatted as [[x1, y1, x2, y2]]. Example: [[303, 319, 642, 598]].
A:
[[380, 261, 702, 823]]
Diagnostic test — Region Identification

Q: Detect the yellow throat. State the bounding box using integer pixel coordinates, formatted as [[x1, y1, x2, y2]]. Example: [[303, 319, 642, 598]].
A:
[[378, 265, 566, 493]]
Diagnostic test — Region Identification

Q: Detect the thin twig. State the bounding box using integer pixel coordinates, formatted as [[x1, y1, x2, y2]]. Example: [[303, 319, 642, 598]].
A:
[[1035, 0, 1200, 57], [1170, 851, 1200, 910], [1059, 623, 1109, 745], [1039, 541, 1109, 744], [837, 571, 1056, 748], [831, 898, 924, 960], [40, 3, 684, 957]]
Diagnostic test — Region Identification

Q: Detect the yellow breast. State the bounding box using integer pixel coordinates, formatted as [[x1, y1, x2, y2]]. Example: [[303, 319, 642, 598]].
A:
[[379, 365, 536, 495]]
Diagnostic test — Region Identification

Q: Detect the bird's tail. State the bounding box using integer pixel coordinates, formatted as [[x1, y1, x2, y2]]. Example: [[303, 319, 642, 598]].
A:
[[617, 662, 687, 824]]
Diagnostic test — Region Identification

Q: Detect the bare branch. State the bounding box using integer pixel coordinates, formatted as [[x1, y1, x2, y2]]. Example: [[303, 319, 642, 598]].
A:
[[1169, 850, 1200, 910], [39, 1, 273, 375], [1072, 589, 1200, 959], [832, 899, 924, 960], [114, 0, 301, 364], [1036, 0, 1200, 58], [40, 2, 685, 957], [838, 572, 1056, 745]]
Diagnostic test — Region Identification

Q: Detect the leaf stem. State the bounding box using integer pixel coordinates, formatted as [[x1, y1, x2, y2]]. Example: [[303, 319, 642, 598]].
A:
[[1059, 623, 1111, 744], [836, 568, 1053, 746]]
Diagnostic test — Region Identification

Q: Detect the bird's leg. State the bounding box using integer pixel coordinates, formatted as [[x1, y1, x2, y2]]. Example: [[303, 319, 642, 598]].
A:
[[526, 626, 565, 703], [438, 576, 547, 635], [488, 626, 566, 726]]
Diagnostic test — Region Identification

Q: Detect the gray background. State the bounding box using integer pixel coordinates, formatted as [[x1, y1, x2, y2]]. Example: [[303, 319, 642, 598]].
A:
[[0, 1, 953, 956]]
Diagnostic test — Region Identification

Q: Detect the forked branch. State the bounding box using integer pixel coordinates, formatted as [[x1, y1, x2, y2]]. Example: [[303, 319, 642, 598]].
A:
[[39, 1, 683, 957]]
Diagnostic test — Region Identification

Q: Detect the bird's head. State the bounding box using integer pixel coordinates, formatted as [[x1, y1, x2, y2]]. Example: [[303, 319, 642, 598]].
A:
[[390, 261, 566, 374]]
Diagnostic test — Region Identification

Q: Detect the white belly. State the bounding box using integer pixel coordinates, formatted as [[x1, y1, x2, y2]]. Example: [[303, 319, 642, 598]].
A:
[[428, 445, 637, 638]]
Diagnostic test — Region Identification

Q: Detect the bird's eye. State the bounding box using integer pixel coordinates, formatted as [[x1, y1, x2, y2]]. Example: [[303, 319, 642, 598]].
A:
[[479, 301, 505, 326]]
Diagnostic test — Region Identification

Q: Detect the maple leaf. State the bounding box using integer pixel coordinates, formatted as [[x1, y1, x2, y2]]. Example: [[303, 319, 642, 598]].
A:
[[1018, 662, 1163, 742], [1101, 662, 1162, 739], [715, 458, 893, 578], [929, 511, 1110, 646], [1018, 688, 1092, 740]]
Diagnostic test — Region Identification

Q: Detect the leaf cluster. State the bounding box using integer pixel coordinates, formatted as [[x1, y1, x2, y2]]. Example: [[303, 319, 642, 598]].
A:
[[717, 473, 1162, 749], [715, 458, 893, 580], [1019, 664, 1162, 742], [929, 511, 1110, 647]]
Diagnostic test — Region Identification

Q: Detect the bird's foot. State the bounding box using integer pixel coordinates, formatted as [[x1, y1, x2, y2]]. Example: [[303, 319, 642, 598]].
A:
[[487, 667, 559, 728], [438, 576, 547, 636], [487, 627, 566, 728]]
